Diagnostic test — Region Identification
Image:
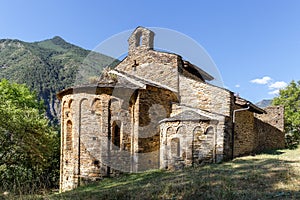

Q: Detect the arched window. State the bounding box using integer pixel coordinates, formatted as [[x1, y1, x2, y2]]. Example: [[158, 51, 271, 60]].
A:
[[205, 126, 214, 135], [166, 127, 174, 139], [171, 138, 180, 157], [112, 121, 121, 149], [91, 98, 101, 114], [68, 99, 73, 109], [193, 126, 203, 136], [176, 126, 186, 135], [63, 101, 68, 109], [66, 120, 72, 150]]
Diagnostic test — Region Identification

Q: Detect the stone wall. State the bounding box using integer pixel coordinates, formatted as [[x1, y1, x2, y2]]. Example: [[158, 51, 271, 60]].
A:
[[60, 93, 109, 191], [59, 90, 136, 192], [177, 75, 234, 162], [169, 104, 232, 162], [60, 96, 77, 191], [59, 85, 178, 191], [115, 51, 180, 91], [254, 106, 285, 150], [179, 74, 233, 117], [233, 108, 256, 156], [233, 105, 285, 157], [255, 106, 284, 132], [106, 92, 134, 174], [218, 116, 233, 161], [137, 88, 176, 171], [254, 118, 285, 151], [160, 120, 218, 170]]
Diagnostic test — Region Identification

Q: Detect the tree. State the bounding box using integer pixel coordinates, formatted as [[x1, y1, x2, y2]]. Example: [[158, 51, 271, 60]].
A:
[[273, 80, 300, 149], [0, 79, 59, 194]]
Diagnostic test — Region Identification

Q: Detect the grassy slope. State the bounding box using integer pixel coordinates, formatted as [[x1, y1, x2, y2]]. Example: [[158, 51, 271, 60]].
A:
[[36, 147, 300, 200]]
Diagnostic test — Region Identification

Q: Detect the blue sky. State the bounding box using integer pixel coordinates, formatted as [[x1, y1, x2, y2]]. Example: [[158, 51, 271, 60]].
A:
[[1, 0, 300, 103]]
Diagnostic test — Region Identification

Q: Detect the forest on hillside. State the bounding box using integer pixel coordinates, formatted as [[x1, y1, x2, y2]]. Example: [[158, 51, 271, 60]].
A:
[[0, 36, 117, 124]]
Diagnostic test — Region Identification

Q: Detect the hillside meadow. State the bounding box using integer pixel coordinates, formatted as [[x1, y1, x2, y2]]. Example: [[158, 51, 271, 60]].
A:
[[3, 146, 299, 200]]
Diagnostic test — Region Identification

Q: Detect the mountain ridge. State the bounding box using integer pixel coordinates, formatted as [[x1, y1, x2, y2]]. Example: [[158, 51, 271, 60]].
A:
[[255, 99, 273, 108], [0, 36, 117, 124]]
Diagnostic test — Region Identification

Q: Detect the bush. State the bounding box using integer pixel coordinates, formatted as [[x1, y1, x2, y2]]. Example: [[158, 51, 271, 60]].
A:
[[0, 79, 60, 194]]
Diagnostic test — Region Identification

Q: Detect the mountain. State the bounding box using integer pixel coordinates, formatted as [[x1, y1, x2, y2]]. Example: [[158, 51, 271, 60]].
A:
[[255, 99, 273, 108], [0, 36, 117, 124]]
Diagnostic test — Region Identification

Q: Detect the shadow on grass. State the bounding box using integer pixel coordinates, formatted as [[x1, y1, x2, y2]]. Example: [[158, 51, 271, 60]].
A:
[[259, 148, 286, 155], [51, 151, 300, 200]]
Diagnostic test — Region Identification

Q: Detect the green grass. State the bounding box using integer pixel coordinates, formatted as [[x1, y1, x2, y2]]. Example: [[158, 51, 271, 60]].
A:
[[4, 147, 300, 200]]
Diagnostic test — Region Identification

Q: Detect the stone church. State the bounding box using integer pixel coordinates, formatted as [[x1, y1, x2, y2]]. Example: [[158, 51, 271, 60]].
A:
[[57, 27, 285, 192]]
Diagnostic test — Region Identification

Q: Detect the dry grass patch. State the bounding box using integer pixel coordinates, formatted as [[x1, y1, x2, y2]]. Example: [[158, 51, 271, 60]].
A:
[[5, 146, 299, 200]]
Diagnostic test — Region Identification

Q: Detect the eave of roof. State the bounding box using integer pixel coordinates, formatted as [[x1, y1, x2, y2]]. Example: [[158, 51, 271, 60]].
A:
[[159, 110, 217, 123], [110, 69, 178, 93], [183, 60, 214, 81], [235, 96, 266, 114], [56, 83, 140, 100], [57, 70, 178, 100]]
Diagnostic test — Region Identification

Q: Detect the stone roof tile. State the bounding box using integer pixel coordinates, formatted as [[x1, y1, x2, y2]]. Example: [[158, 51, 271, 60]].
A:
[[159, 110, 215, 123]]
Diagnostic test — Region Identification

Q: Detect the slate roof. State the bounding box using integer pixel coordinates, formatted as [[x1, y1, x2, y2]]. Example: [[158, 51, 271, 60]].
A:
[[110, 69, 178, 93], [183, 60, 214, 81], [57, 69, 176, 100], [159, 110, 216, 123], [235, 95, 266, 114]]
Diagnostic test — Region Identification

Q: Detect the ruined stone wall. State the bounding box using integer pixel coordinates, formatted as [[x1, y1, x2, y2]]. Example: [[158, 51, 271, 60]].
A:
[[233, 105, 285, 157], [160, 120, 218, 170], [255, 106, 284, 132], [254, 118, 285, 151], [179, 74, 233, 116], [254, 106, 285, 151]]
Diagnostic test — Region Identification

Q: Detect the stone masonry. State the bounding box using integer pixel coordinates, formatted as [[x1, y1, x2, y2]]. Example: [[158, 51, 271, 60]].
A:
[[57, 27, 285, 192]]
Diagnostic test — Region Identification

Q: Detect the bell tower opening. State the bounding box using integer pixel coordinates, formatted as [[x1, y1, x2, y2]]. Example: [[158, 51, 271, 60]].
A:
[[128, 26, 155, 55], [135, 31, 142, 47]]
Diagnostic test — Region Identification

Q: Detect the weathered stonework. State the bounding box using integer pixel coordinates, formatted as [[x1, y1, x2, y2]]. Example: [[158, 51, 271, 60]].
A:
[[159, 119, 219, 169], [57, 27, 285, 192], [234, 108, 257, 156], [233, 103, 285, 157], [255, 106, 284, 132], [254, 106, 285, 151]]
